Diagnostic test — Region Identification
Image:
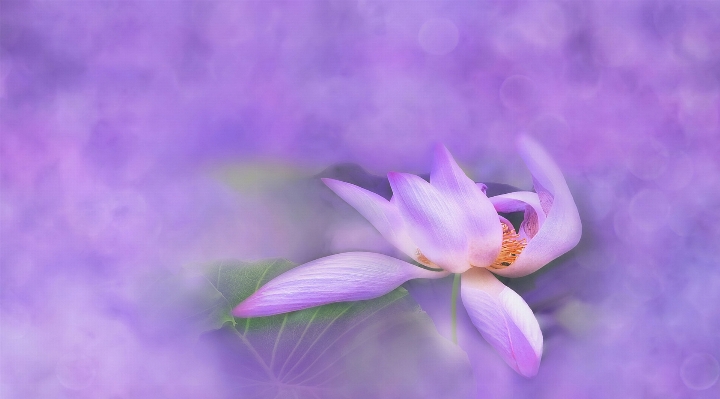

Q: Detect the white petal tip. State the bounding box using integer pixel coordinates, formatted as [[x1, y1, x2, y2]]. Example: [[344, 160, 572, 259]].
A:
[[461, 269, 544, 377]]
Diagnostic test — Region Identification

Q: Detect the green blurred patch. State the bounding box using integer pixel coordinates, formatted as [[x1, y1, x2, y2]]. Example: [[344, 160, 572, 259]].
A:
[[216, 162, 314, 194]]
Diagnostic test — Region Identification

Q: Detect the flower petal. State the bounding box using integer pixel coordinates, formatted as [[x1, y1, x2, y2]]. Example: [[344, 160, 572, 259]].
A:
[[490, 191, 546, 240], [430, 145, 502, 268], [461, 267, 543, 377], [490, 191, 543, 216], [492, 136, 582, 278], [232, 252, 447, 317], [388, 172, 469, 273], [322, 178, 417, 259]]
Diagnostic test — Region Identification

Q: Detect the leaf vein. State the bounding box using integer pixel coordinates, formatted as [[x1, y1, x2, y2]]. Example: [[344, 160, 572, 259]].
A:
[[286, 294, 404, 385], [281, 302, 355, 380], [269, 313, 289, 371], [305, 312, 412, 387], [242, 262, 276, 336], [232, 327, 275, 381], [278, 307, 320, 378]]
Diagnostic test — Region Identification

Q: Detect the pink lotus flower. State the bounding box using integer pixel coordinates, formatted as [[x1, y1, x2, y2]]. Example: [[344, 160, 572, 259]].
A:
[[233, 136, 581, 377]]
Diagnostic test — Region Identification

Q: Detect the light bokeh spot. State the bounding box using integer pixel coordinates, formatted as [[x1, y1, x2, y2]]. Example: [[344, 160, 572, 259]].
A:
[[680, 353, 720, 390]]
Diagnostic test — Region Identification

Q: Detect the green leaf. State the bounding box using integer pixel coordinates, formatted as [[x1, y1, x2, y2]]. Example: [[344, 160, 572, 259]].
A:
[[216, 162, 312, 195], [194, 258, 475, 398], [205, 258, 295, 316]]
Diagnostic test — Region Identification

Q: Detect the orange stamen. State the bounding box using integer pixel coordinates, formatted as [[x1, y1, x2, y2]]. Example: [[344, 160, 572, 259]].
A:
[[489, 223, 527, 269], [416, 249, 437, 267]]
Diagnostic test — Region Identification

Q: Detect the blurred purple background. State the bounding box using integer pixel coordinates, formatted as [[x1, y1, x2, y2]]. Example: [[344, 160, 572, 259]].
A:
[[2, 0, 720, 398]]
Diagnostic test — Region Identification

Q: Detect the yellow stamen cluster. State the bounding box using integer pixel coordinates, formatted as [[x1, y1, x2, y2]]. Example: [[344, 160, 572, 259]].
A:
[[489, 223, 527, 269]]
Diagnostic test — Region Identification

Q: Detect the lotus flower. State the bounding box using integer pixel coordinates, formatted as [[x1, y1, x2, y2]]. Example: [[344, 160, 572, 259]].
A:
[[233, 136, 581, 377]]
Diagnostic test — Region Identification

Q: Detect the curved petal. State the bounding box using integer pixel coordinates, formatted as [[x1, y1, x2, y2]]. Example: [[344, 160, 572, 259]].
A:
[[490, 191, 546, 240], [388, 172, 470, 273], [430, 145, 502, 268], [322, 178, 417, 259], [490, 191, 544, 218], [461, 268, 543, 377], [232, 253, 448, 317], [493, 136, 582, 278]]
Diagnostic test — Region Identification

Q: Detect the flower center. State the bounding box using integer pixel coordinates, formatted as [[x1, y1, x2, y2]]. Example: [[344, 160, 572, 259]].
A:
[[489, 223, 527, 269]]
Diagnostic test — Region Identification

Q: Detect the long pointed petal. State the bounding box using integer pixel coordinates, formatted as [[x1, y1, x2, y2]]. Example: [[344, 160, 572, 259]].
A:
[[233, 253, 447, 317], [461, 267, 543, 377], [388, 172, 469, 273], [431, 145, 502, 268], [322, 178, 417, 259], [492, 136, 582, 278]]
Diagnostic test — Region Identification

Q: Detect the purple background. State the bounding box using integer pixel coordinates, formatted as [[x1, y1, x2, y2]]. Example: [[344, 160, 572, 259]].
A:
[[2, 1, 720, 398]]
